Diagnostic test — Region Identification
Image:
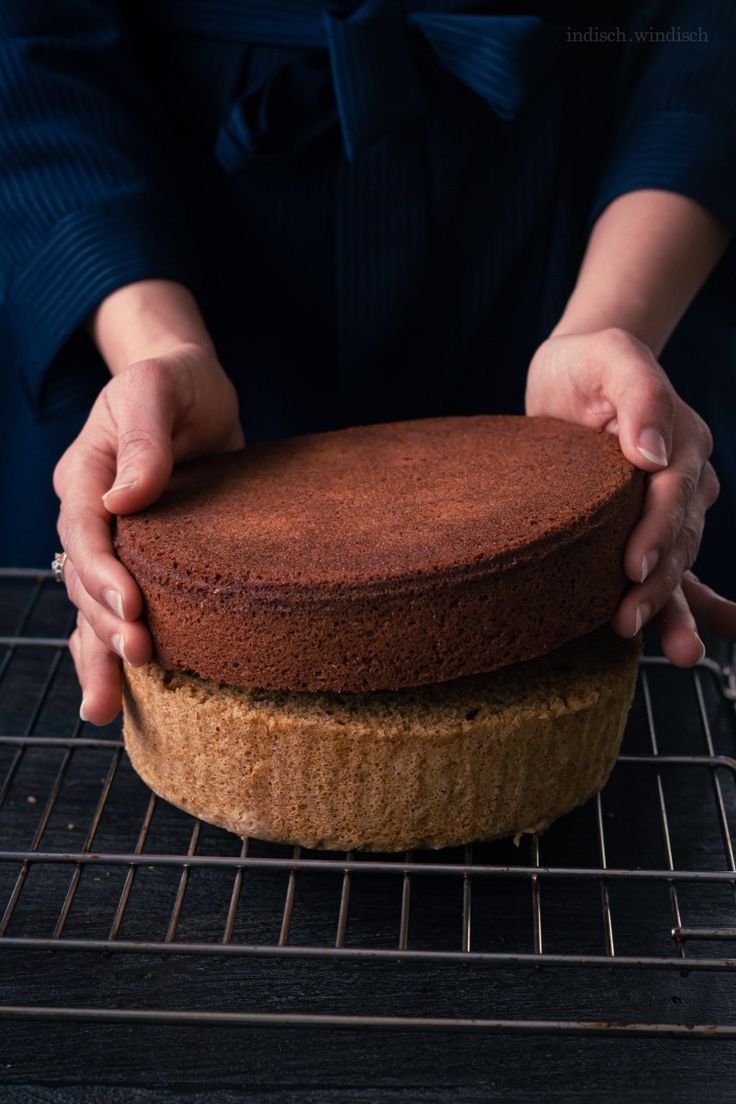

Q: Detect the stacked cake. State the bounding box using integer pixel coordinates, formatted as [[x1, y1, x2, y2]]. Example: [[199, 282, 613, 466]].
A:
[[116, 415, 643, 850]]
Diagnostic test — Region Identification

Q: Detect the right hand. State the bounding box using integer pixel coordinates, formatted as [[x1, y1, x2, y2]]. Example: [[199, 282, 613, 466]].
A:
[[54, 344, 244, 725]]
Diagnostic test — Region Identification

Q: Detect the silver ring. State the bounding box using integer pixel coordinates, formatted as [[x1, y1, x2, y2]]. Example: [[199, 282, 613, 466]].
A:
[[51, 551, 68, 585]]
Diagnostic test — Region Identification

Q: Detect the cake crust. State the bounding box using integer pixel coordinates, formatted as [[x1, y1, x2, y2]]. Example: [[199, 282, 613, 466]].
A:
[[115, 415, 644, 692], [122, 630, 641, 852]]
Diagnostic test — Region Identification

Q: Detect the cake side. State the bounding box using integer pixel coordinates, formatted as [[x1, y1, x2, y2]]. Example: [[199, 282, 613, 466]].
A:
[[122, 630, 641, 851], [115, 415, 644, 692]]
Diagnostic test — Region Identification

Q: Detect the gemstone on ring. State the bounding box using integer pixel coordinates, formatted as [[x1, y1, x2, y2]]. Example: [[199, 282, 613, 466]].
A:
[[51, 551, 68, 584]]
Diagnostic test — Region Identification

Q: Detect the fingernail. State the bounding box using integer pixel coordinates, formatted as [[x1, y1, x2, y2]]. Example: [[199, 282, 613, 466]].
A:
[[641, 550, 659, 583], [632, 603, 652, 636], [102, 468, 138, 501], [103, 588, 125, 619], [80, 698, 89, 722], [111, 633, 127, 662], [695, 635, 706, 662], [638, 429, 668, 467]]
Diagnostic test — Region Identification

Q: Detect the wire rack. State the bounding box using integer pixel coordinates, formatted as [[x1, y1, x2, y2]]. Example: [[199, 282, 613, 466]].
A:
[[1, 567, 735, 1038]]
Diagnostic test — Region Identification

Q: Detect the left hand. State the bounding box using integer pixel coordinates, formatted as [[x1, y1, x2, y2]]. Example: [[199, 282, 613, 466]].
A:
[[526, 326, 736, 664]]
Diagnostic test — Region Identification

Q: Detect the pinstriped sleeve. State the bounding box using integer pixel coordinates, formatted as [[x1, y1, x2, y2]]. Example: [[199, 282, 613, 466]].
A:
[[0, 1, 196, 411], [592, 0, 736, 230]]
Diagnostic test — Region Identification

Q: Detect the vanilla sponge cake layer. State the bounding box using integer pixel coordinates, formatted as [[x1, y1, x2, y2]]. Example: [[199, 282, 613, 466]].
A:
[[122, 629, 640, 852]]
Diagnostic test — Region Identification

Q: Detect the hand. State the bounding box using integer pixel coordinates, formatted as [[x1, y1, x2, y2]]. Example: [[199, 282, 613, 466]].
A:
[[526, 327, 736, 664], [54, 344, 244, 724]]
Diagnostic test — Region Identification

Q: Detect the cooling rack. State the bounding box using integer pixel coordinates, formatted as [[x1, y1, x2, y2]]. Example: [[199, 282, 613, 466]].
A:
[[0, 567, 735, 1038]]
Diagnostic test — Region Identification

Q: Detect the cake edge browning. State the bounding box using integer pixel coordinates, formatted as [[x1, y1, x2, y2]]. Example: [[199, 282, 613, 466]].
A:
[[121, 632, 641, 852]]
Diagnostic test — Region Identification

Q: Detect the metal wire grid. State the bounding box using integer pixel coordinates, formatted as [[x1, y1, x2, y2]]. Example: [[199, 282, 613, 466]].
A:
[[0, 567, 735, 1037]]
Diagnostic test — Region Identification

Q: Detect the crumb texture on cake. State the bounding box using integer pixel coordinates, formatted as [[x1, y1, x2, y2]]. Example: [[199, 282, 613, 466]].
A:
[[115, 415, 644, 692], [122, 629, 641, 852]]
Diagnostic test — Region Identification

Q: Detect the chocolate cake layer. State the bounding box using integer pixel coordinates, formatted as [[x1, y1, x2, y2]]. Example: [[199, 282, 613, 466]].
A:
[[114, 415, 644, 692]]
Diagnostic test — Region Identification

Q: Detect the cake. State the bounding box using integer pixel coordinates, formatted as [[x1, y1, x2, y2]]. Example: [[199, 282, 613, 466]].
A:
[[117, 415, 644, 851], [122, 628, 640, 851], [115, 415, 644, 693]]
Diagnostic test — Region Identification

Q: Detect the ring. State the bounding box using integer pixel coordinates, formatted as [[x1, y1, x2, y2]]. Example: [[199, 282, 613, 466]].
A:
[[51, 551, 68, 585]]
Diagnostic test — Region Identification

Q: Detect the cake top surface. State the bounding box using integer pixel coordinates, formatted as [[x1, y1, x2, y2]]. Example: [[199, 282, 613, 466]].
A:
[[114, 415, 639, 596]]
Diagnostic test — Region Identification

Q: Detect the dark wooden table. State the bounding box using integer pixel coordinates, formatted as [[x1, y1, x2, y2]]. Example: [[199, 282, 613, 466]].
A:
[[1, 571, 735, 1101]]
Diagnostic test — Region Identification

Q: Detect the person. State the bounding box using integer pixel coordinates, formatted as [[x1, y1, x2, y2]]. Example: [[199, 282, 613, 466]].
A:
[[1, 1, 735, 725]]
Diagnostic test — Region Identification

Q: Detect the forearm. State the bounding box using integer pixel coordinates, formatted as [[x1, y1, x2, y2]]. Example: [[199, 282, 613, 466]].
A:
[[553, 190, 732, 357], [91, 279, 215, 375]]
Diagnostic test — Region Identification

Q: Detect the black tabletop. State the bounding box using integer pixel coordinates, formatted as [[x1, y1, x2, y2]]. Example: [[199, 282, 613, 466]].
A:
[[1, 571, 735, 1101]]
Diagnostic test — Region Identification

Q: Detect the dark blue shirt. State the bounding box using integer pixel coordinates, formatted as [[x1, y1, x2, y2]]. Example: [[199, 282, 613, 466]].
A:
[[1, 0, 735, 594]]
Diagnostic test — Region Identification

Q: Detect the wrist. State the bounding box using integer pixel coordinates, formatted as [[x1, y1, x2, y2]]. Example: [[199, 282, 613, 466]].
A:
[[90, 279, 216, 375], [551, 297, 665, 358]]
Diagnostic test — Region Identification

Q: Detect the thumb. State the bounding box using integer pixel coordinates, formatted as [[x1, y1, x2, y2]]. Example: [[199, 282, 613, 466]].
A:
[[607, 347, 676, 473], [101, 366, 175, 514]]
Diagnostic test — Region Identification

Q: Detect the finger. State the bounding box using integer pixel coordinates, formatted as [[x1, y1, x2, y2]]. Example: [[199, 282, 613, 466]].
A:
[[613, 494, 707, 637], [68, 625, 81, 674], [64, 559, 152, 667], [221, 418, 246, 453], [623, 459, 717, 585], [101, 361, 177, 515], [682, 571, 736, 640], [56, 437, 143, 623], [595, 334, 676, 472], [73, 615, 123, 726], [656, 585, 706, 668]]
